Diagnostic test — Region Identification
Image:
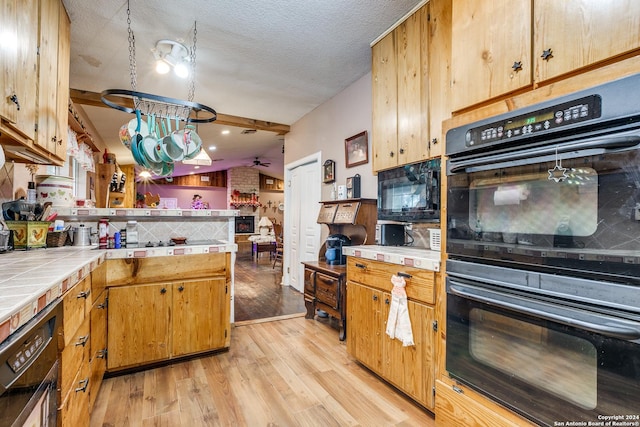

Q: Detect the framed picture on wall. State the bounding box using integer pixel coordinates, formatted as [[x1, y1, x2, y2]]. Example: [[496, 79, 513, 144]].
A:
[[323, 159, 336, 183], [345, 131, 368, 168]]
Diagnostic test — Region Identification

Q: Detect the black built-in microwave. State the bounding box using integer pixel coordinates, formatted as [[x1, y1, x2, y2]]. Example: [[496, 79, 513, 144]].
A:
[[377, 159, 440, 223]]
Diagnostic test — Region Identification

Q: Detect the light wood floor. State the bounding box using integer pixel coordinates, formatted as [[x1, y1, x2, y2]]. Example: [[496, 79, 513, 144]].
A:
[[90, 316, 436, 426]]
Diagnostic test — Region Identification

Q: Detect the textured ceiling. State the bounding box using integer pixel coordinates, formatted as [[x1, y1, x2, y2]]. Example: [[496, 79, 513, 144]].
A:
[[62, 0, 424, 178]]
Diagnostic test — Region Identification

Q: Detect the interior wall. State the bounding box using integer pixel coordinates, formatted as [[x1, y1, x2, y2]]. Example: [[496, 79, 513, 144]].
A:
[[136, 182, 228, 209], [285, 72, 375, 203]]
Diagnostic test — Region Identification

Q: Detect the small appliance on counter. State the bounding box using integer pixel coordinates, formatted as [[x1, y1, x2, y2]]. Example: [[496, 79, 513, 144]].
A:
[[125, 220, 138, 248], [0, 219, 14, 252], [376, 222, 406, 246], [325, 234, 351, 265]]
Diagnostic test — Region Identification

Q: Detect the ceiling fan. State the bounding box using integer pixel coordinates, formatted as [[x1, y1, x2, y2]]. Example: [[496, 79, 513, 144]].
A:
[[251, 157, 271, 167]]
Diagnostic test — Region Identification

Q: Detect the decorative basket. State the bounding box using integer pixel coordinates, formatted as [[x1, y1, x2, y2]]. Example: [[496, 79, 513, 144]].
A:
[[46, 230, 68, 247]]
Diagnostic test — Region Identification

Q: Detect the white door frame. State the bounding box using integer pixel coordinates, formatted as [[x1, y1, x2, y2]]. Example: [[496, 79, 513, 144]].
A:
[[282, 152, 322, 289]]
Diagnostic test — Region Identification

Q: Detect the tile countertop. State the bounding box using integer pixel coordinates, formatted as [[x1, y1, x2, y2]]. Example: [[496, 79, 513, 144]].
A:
[[0, 247, 105, 345], [0, 241, 237, 346], [342, 245, 441, 272]]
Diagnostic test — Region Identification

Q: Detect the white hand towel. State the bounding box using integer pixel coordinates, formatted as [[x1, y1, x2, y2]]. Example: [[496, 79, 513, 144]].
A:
[[386, 275, 415, 346]]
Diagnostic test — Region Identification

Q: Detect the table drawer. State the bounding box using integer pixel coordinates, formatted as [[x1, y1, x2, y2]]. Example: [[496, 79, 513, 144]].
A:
[[304, 269, 315, 295], [347, 257, 435, 305], [316, 272, 339, 309]]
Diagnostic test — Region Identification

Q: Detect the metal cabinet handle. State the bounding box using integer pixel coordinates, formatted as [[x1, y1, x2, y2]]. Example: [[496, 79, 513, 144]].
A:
[[75, 378, 89, 393], [397, 272, 412, 279], [178, 285, 184, 292], [75, 335, 89, 347], [355, 263, 366, 269], [9, 94, 20, 110], [541, 48, 553, 61], [160, 287, 167, 294], [373, 295, 378, 301], [389, 151, 395, 157], [385, 298, 390, 305], [77, 289, 91, 299], [97, 349, 107, 359], [512, 61, 523, 72], [399, 148, 405, 154]]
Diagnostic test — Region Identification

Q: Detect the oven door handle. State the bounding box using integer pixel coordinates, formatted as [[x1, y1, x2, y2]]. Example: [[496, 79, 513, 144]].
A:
[[448, 282, 640, 341], [448, 134, 640, 173]]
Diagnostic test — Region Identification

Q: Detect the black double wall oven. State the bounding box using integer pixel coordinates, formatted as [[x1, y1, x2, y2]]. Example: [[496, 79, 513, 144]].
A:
[[445, 74, 640, 427]]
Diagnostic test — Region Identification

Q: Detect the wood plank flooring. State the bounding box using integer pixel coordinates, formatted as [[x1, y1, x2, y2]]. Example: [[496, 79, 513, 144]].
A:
[[90, 316, 435, 426], [233, 251, 307, 322], [90, 251, 435, 426]]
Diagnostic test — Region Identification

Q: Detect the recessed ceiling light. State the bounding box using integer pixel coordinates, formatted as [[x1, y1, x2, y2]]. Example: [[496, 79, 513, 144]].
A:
[[221, 130, 230, 135]]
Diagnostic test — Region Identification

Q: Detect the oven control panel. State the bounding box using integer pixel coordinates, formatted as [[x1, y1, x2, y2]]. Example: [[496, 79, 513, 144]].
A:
[[465, 95, 602, 148], [7, 327, 46, 373]]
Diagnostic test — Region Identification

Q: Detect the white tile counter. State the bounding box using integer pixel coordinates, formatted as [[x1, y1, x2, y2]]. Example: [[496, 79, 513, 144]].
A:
[[0, 247, 105, 345], [342, 245, 441, 271]]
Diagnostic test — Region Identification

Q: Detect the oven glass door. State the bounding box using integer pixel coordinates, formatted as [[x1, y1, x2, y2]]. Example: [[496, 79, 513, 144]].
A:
[[446, 277, 640, 427], [447, 132, 640, 285]]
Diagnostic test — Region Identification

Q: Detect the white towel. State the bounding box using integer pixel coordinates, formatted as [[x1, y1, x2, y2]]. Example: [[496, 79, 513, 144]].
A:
[[385, 275, 415, 346]]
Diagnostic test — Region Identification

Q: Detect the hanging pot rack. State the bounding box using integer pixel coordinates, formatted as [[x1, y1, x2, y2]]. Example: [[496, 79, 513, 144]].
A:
[[101, 0, 216, 124], [100, 89, 217, 123]]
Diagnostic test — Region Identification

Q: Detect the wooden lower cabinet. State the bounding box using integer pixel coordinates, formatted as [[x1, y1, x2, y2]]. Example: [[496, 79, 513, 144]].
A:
[[58, 266, 106, 426], [107, 277, 229, 371], [88, 289, 107, 410], [346, 257, 437, 410], [435, 380, 537, 427]]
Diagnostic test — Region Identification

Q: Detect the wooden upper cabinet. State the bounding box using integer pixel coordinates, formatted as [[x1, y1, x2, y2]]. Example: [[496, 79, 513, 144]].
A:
[[36, 0, 69, 161], [397, 7, 430, 167], [1, 0, 18, 123], [55, 2, 70, 159], [534, 0, 640, 82], [372, 4, 432, 172], [451, 0, 532, 112], [372, 30, 398, 171]]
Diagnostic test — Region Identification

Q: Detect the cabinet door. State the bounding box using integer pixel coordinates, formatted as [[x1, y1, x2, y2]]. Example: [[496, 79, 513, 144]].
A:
[[346, 282, 383, 373], [89, 290, 107, 410], [372, 31, 398, 172], [1, 0, 18, 123], [172, 278, 228, 357], [54, 2, 70, 159], [397, 5, 429, 166], [451, 0, 532, 111], [382, 295, 435, 409], [13, 0, 38, 140], [36, 0, 59, 154], [107, 283, 171, 370], [534, 0, 640, 82]]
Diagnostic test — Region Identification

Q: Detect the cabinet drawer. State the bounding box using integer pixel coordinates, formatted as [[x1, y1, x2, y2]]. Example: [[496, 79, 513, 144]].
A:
[[304, 269, 315, 295], [315, 272, 339, 309], [60, 316, 89, 399], [60, 360, 90, 427], [347, 257, 435, 305], [61, 276, 91, 347]]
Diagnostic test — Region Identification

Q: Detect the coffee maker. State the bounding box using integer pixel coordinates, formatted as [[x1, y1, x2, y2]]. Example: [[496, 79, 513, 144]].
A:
[[325, 234, 351, 265]]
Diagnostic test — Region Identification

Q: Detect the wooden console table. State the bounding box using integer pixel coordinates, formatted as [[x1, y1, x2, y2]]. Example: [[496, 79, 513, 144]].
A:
[[302, 261, 347, 341]]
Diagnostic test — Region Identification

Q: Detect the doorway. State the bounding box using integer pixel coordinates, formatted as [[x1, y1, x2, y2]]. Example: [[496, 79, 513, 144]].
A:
[[283, 152, 322, 293]]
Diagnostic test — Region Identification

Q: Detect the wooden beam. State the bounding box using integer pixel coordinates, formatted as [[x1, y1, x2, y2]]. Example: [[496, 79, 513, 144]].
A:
[[70, 88, 290, 135]]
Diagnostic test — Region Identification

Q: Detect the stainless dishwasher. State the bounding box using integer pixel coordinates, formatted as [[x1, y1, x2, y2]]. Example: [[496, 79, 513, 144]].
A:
[[0, 301, 62, 427]]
